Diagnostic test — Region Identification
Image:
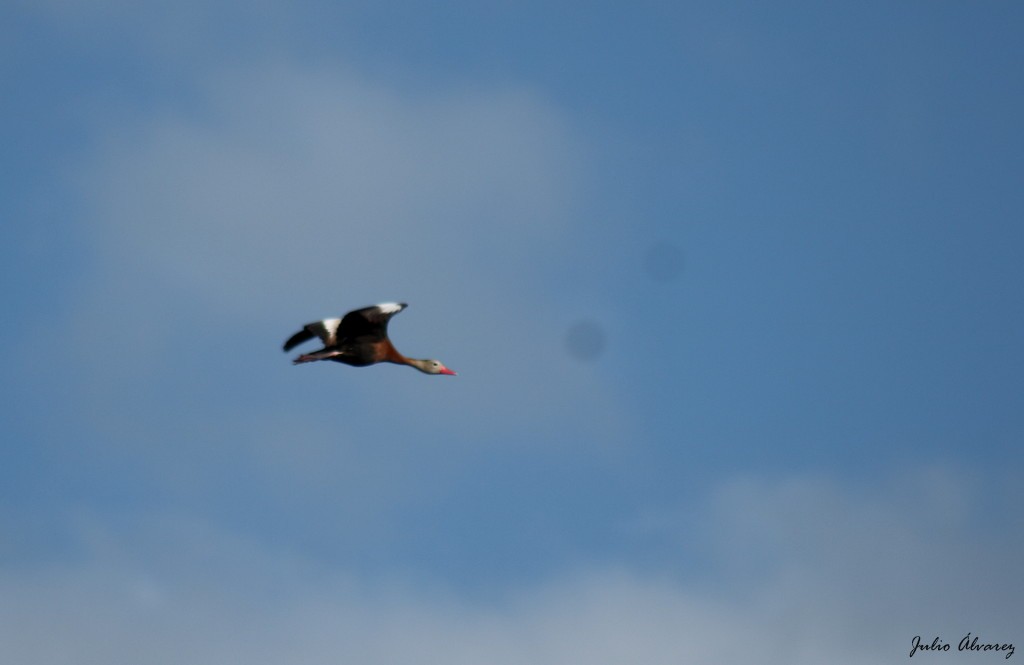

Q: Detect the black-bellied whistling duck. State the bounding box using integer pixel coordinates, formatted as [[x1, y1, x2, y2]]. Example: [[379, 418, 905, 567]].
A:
[[283, 302, 456, 375]]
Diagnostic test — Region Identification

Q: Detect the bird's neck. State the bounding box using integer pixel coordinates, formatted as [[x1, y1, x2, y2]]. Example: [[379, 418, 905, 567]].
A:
[[403, 357, 434, 374], [382, 342, 434, 374]]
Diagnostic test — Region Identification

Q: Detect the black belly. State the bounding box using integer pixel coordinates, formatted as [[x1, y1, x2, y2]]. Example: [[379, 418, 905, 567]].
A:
[[326, 342, 380, 366], [329, 355, 376, 367]]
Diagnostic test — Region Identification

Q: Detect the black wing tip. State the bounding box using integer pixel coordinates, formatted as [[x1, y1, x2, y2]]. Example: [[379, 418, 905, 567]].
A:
[[282, 328, 314, 352]]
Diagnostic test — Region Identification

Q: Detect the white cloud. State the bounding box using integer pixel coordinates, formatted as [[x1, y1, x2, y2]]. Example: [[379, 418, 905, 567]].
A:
[[16, 59, 630, 529], [65, 59, 608, 406], [77, 63, 574, 313], [2, 468, 1018, 665]]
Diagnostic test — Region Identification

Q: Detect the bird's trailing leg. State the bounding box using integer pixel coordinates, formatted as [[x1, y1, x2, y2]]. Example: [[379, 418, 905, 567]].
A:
[[293, 349, 347, 364]]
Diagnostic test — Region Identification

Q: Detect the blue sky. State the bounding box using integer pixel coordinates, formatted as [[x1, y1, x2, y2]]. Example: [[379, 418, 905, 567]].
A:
[[3, 2, 1022, 662]]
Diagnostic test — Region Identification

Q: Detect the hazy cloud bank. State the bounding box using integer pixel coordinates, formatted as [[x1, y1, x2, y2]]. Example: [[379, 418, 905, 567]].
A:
[[2, 468, 1018, 665]]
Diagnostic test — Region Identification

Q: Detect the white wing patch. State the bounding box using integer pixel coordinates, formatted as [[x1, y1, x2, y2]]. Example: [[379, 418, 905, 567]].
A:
[[321, 318, 342, 338], [375, 302, 405, 314]]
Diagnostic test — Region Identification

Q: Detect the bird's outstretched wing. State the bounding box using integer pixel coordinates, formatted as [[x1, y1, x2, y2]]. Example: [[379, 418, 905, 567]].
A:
[[282, 303, 408, 352], [282, 318, 342, 352], [335, 302, 408, 344]]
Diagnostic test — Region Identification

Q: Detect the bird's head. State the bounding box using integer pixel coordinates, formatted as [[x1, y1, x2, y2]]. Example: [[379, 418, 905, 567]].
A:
[[414, 359, 456, 375]]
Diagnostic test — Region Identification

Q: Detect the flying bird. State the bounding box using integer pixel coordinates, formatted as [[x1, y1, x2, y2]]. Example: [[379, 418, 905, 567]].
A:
[[283, 302, 456, 375]]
